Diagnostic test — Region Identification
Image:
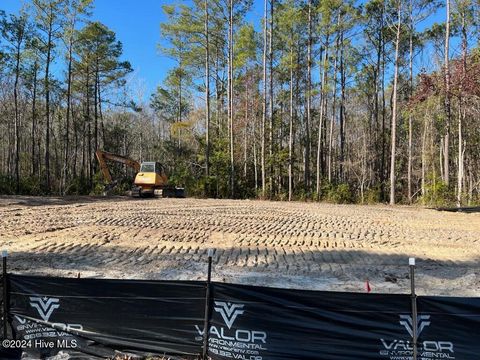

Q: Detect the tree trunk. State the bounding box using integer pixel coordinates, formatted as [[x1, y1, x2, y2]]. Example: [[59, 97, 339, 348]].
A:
[[288, 46, 294, 202], [467, 162, 473, 205], [261, 0, 268, 198], [389, 1, 402, 205], [444, 0, 451, 187], [316, 37, 329, 198], [305, 0, 312, 191], [228, 0, 235, 198], [407, 0, 413, 202], [380, 2, 387, 200], [421, 113, 428, 198], [204, 0, 211, 182], [81, 112, 86, 178], [215, 43, 221, 136], [73, 111, 78, 177], [253, 117, 258, 193], [13, 37, 22, 193], [268, 0, 274, 197], [244, 83, 249, 178], [328, 35, 339, 184], [439, 138, 444, 181], [374, 11, 382, 185], [458, 10, 467, 206], [45, 15, 53, 193], [177, 51, 183, 152], [85, 63, 92, 184], [63, 39, 73, 194], [94, 62, 99, 154], [279, 102, 284, 194], [339, 29, 346, 181], [97, 75, 105, 146], [31, 61, 38, 176]]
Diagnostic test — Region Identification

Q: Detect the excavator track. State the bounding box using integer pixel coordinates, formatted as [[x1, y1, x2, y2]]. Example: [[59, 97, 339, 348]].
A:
[[160, 187, 185, 198], [131, 186, 185, 198]]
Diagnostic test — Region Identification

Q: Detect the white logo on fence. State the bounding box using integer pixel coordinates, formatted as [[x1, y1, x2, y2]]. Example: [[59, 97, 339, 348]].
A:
[[399, 314, 431, 337], [214, 301, 245, 329], [29, 297, 60, 322], [14, 315, 26, 324]]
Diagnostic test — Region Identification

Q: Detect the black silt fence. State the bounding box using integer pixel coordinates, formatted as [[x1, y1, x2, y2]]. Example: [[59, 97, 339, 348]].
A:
[[0, 253, 479, 360]]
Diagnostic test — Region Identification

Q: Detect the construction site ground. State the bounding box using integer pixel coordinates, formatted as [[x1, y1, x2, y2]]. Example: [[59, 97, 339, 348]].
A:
[[1, 196, 479, 296]]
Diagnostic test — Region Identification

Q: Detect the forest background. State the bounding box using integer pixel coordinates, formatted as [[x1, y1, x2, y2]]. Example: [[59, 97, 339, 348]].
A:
[[0, 0, 479, 206]]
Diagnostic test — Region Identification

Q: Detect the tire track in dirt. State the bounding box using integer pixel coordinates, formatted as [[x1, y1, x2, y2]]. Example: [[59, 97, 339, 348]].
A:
[[0, 196, 479, 294]]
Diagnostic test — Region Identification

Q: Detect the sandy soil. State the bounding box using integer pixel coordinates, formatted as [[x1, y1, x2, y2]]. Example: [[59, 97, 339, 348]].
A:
[[0, 196, 478, 296]]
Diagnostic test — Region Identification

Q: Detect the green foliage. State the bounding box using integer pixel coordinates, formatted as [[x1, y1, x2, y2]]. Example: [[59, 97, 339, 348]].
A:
[[90, 172, 106, 195], [0, 8, 31, 62], [322, 182, 353, 204], [188, 175, 217, 198], [65, 175, 91, 195], [0, 175, 16, 195], [275, 191, 290, 202], [160, 4, 202, 60], [0, 175, 45, 195], [276, 0, 302, 70], [421, 180, 455, 206], [150, 81, 191, 124], [234, 23, 258, 69], [75, 21, 132, 88], [296, 188, 311, 202], [19, 176, 43, 195], [363, 187, 382, 204], [208, 138, 232, 198]]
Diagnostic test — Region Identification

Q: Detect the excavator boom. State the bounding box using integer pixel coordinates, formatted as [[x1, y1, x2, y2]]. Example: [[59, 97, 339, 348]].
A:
[[95, 150, 141, 192]]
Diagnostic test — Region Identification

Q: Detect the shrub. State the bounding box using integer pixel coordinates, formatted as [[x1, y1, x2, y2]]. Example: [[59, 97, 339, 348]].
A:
[[0, 175, 15, 195], [65, 176, 91, 195], [322, 183, 353, 204], [276, 191, 289, 201], [296, 189, 311, 201], [363, 187, 382, 204], [331, 183, 353, 204], [421, 180, 455, 206], [21, 177, 43, 195]]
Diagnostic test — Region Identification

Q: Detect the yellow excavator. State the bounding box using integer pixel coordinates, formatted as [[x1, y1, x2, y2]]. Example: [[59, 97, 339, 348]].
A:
[[95, 150, 185, 198]]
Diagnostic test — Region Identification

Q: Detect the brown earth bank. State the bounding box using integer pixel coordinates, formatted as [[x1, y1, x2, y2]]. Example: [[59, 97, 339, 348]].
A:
[[0, 196, 479, 296]]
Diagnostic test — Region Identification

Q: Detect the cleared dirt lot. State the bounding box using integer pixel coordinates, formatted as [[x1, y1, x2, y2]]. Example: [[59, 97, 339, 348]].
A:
[[0, 196, 479, 296]]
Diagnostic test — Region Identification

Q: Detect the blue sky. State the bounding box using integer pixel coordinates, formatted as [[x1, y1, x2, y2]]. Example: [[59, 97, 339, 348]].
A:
[[2, 0, 182, 99], [1, 0, 264, 101], [2, 0, 456, 102]]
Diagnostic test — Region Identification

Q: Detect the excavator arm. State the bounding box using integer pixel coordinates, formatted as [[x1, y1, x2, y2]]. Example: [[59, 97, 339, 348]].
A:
[[95, 150, 140, 191]]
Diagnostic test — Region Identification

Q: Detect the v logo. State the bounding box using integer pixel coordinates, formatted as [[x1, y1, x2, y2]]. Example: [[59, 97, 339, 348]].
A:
[[29, 297, 60, 322], [399, 314, 431, 337], [14, 315, 26, 324], [214, 301, 245, 329]]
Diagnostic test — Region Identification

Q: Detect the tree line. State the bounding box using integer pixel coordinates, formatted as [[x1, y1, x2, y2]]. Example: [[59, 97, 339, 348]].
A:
[[1, 0, 480, 205], [0, 0, 132, 195]]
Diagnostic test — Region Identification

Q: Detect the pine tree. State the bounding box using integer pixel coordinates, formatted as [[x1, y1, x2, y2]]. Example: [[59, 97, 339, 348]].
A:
[[1, 8, 31, 193]]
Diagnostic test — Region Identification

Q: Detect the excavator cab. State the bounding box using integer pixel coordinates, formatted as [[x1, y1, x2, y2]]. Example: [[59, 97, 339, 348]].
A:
[[139, 162, 161, 173], [134, 162, 168, 195], [134, 161, 184, 198]]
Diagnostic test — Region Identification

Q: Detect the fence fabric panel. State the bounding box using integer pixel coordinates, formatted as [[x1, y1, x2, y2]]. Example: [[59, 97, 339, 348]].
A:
[[8, 274, 205, 359], [416, 295, 480, 360], [208, 282, 413, 360]]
